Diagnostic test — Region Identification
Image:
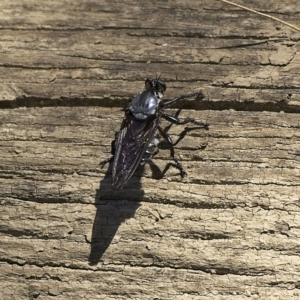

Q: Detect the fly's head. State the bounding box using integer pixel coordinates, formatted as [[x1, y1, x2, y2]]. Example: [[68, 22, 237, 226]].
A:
[[145, 78, 166, 100], [129, 78, 167, 120]]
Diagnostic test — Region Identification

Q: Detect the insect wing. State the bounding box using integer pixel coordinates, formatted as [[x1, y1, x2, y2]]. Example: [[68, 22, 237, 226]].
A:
[[112, 113, 159, 188]]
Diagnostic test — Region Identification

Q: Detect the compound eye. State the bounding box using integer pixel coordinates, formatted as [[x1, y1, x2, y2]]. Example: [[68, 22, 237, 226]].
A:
[[156, 80, 166, 93], [145, 79, 154, 90]]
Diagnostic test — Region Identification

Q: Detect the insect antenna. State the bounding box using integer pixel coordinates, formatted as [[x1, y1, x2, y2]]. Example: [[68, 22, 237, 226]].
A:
[[157, 72, 164, 81]]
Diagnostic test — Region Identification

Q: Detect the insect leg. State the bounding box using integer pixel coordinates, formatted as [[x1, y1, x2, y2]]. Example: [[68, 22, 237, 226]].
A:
[[99, 156, 114, 168], [162, 113, 209, 129], [160, 91, 204, 107], [157, 125, 187, 177]]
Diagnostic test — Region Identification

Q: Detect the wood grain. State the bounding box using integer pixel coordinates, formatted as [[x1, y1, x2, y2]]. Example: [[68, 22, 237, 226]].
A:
[[0, 0, 299, 111], [0, 0, 300, 299]]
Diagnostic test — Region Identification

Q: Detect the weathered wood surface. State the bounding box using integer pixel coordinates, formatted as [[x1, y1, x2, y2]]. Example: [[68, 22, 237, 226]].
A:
[[0, 1, 300, 299], [0, 0, 300, 111]]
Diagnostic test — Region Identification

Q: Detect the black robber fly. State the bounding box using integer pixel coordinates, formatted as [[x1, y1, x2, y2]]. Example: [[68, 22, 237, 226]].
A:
[[100, 78, 209, 189]]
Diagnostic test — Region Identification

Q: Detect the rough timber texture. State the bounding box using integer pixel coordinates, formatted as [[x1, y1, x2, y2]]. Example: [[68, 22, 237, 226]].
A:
[[0, 0, 300, 299]]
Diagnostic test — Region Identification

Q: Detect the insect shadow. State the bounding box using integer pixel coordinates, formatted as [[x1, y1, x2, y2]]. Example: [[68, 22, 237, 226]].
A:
[[88, 162, 143, 265]]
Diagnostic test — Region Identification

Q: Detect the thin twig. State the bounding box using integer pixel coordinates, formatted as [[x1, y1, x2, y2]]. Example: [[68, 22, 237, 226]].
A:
[[218, 0, 300, 33]]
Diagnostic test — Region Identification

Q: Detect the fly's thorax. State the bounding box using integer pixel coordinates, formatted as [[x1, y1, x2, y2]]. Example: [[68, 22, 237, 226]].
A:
[[129, 90, 161, 120]]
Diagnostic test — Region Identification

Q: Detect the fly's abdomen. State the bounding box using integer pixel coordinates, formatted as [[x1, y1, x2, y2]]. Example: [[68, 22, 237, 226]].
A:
[[140, 134, 160, 165]]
